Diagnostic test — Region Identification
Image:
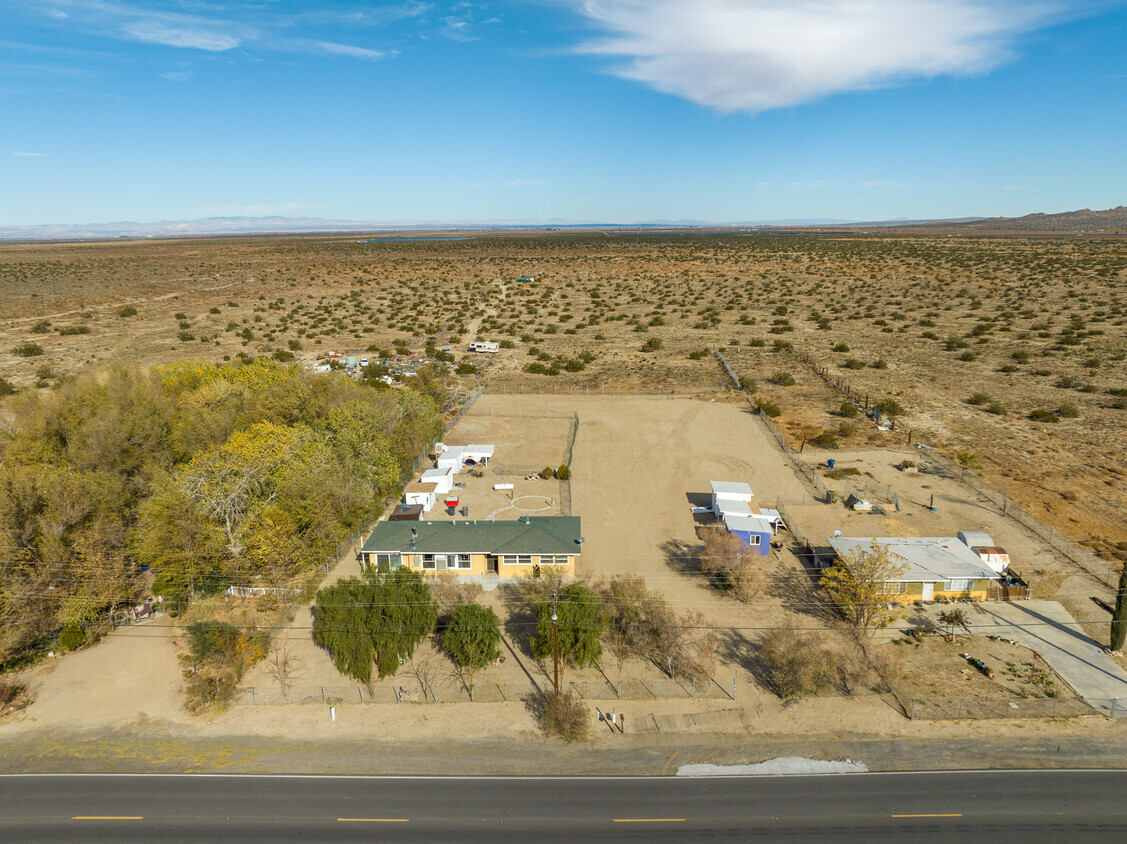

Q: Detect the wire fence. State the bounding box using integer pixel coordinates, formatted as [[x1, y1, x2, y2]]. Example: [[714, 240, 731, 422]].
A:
[[902, 693, 1105, 721], [725, 346, 1125, 586], [487, 383, 709, 396], [234, 674, 739, 706], [923, 450, 1122, 586]]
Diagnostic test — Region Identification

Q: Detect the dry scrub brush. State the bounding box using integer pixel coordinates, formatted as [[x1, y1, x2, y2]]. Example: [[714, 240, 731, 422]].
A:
[[699, 527, 767, 602]]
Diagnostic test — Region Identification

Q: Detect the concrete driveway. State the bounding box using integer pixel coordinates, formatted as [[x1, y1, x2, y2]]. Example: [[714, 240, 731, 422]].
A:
[[922, 600, 1127, 718]]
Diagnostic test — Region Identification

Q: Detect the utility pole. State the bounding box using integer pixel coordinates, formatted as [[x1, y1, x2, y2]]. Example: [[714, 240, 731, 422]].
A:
[[551, 588, 560, 697]]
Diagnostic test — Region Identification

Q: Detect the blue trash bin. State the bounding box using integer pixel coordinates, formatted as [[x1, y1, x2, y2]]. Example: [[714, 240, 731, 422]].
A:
[[827, 458, 836, 469]]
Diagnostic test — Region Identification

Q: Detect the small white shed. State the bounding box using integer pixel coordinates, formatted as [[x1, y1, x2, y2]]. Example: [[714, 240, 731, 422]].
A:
[[421, 467, 454, 495], [710, 480, 754, 517]]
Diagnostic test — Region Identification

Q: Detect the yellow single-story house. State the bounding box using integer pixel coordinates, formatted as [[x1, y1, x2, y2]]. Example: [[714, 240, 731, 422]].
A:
[[826, 535, 1003, 603], [361, 515, 582, 579]]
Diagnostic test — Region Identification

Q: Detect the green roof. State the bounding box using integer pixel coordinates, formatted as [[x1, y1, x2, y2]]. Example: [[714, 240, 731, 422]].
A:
[[362, 516, 582, 556]]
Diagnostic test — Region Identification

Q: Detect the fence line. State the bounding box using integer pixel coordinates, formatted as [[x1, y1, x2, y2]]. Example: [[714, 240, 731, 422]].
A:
[[713, 346, 832, 502], [903, 693, 1103, 721], [234, 674, 738, 706], [487, 383, 710, 396], [730, 347, 1124, 586]]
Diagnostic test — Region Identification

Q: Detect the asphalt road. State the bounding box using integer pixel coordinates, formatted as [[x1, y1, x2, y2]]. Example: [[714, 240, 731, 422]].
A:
[[2, 771, 1126, 842]]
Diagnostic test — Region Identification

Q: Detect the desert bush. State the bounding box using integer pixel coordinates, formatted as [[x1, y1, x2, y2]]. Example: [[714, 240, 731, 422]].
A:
[[556, 464, 570, 481], [538, 690, 589, 742], [838, 401, 858, 418], [641, 337, 663, 352], [809, 431, 838, 448], [870, 359, 888, 369], [455, 361, 478, 375], [842, 358, 865, 370], [756, 398, 781, 417], [0, 679, 30, 714], [873, 398, 904, 417], [1029, 408, 1060, 423], [738, 376, 758, 394], [758, 627, 835, 700], [0, 377, 16, 396], [1056, 403, 1080, 418], [11, 343, 43, 357], [772, 340, 793, 352], [30, 320, 50, 334], [541, 466, 554, 479], [832, 342, 850, 352], [967, 393, 992, 406], [117, 306, 138, 318], [769, 371, 796, 386], [838, 421, 856, 437], [688, 348, 709, 360], [58, 325, 91, 335], [985, 401, 1006, 415]]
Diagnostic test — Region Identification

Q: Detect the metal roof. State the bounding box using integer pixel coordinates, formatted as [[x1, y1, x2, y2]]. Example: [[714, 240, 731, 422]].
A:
[[710, 481, 753, 497], [363, 516, 582, 556], [827, 536, 996, 583], [723, 514, 774, 534]]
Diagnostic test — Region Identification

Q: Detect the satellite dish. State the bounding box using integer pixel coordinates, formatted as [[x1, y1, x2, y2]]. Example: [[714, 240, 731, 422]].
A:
[[833, 530, 842, 537], [575, 537, 585, 545]]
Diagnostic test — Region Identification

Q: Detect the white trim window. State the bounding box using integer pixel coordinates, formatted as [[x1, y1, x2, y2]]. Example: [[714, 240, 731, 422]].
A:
[[748, 535, 761, 547], [538, 554, 569, 566], [945, 578, 973, 592], [453, 553, 472, 570], [881, 581, 907, 595], [501, 554, 533, 566], [421, 554, 436, 570]]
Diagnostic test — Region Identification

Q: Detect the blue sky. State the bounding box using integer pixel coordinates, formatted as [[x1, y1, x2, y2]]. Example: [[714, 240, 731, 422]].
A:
[[2, 0, 1126, 225]]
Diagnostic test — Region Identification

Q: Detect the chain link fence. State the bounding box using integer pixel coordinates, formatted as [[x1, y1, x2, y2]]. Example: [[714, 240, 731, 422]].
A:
[[903, 693, 1105, 721], [234, 674, 739, 706]]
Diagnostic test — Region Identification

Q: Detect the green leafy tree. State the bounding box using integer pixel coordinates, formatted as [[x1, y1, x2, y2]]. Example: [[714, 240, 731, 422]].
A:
[[1112, 564, 1127, 652], [531, 583, 607, 668], [313, 569, 438, 683], [443, 603, 501, 669], [820, 540, 906, 634]]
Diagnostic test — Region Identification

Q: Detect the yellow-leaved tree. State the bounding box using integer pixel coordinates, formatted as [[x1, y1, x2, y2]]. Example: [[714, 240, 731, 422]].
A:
[[819, 540, 906, 634]]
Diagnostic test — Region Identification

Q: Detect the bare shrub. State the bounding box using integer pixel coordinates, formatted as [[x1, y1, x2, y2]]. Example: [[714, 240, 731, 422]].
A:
[[538, 690, 589, 743], [265, 643, 304, 694], [0, 679, 31, 716], [700, 527, 763, 602], [426, 578, 484, 616], [758, 627, 835, 700]]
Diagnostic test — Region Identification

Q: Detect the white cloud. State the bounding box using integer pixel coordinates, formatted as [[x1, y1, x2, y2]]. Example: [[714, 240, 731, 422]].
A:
[[573, 0, 1075, 113], [309, 41, 388, 60], [159, 71, 192, 82], [125, 21, 240, 51], [12, 151, 45, 157]]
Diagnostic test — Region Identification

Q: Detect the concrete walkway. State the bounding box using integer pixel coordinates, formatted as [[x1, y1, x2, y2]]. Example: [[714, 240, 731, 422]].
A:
[[928, 600, 1127, 718]]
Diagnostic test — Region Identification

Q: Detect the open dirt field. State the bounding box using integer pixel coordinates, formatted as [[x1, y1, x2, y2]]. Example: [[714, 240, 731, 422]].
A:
[[2, 231, 1124, 564]]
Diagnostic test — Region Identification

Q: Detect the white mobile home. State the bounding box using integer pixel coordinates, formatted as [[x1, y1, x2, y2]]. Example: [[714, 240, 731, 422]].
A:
[[468, 341, 499, 353]]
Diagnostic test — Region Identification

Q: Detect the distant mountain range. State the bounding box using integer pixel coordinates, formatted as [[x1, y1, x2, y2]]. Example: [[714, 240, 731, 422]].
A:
[[910, 206, 1127, 233], [1, 207, 1123, 240]]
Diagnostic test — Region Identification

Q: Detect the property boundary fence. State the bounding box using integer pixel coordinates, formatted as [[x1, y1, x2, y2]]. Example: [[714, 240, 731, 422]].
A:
[[923, 449, 1122, 586], [487, 383, 708, 396], [234, 674, 738, 706], [903, 693, 1102, 721], [732, 347, 1125, 586], [713, 346, 833, 502]]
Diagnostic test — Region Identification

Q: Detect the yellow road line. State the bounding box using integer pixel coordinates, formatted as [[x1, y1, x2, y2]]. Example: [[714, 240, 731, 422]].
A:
[[891, 813, 963, 818], [613, 818, 686, 823], [72, 816, 144, 820], [337, 818, 409, 823]]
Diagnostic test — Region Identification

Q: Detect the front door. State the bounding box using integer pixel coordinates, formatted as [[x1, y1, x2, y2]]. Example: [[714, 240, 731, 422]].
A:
[[488, 557, 499, 574], [921, 582, 934, 601]]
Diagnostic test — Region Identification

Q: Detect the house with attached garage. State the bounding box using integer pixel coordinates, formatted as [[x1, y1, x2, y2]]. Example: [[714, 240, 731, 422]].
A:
[[361, 515, 582, 581], [826, 534, 1007, 603]]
